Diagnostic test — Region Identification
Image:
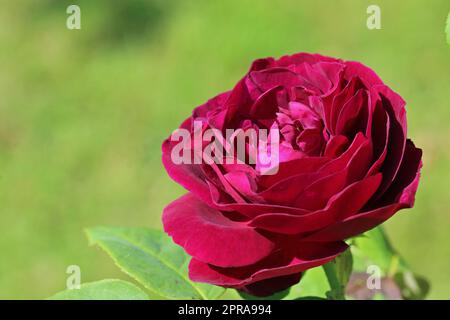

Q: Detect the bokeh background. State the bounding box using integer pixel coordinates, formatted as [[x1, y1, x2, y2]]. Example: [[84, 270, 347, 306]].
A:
[[0, 0, 448, 299]]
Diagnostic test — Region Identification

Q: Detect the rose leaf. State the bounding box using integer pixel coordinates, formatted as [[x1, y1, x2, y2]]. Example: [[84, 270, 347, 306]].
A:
[[349, 226, 429, 300], [322, 248, 353, 300], [48, 279, 149, 300], [85, 226, 225, 300]]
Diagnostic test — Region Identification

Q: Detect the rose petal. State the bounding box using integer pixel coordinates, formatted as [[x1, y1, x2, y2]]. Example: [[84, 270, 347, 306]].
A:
[[328, 77, 366, 134], [378, 139, 422, 207], [343, 61, 384, 86], [372, 85, 407, 198], [304, 204, 401, 242], [249, 174, 382, 234], [258, 157, 330, 188], [293, 136, 373, 210], [249, 86, 283, 119], [304, 147, 421, 242], [249, 67, 304, 93], [324, 135, 349, 158], [366, 101, 390, 176], [163, 193, 276, 267], [276, 53, 341, 67], [335, 89, 368, 136], [189, 241, 348, 288], [162, 138, 215, 207], [239, 273, 303, 297], [208, 181, 310, 218]]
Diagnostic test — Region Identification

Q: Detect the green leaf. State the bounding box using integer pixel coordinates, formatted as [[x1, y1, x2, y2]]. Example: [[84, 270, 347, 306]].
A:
[[351, 227, 394, 275], [85, 226, 225, 300], [322, 248, 353, 300], [350, 226, 429, 300], [284, 266, 329, 299], [48, 279, 149, 300], [446, 12, 450, 45], [335, 248, 353, 288]]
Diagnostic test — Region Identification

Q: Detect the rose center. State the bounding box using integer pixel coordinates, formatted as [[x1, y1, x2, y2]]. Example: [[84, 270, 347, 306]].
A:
[[276, 101, 325, 156]]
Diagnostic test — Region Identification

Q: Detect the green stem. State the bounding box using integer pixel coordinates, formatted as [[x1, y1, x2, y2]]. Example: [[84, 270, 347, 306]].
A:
[[322, 261, 346, 300]]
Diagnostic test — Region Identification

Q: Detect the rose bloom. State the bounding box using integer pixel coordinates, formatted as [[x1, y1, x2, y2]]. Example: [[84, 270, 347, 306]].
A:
[[162, 53, 422, 297]]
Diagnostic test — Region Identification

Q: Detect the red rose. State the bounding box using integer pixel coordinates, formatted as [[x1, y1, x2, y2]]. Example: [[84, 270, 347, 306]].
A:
[[162, 53, 422, 297]]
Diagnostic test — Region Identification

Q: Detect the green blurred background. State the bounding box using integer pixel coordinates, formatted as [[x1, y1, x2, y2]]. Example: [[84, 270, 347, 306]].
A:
[[0, 0, 448, 299]]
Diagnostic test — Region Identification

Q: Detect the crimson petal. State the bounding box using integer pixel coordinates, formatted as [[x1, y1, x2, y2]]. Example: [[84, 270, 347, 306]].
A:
[[249, 174, 382, 234], [163, 193, 276, 267], [189, 241, 348, 289]]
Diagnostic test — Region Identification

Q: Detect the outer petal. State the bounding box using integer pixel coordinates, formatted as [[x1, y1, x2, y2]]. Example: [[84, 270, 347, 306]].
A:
[[189, 241, 348, 290], [239, 274, 302, 297], [292, 62, 344, 95], [372, 85, 408, 198], [192, 91, 230, 120], [220, 77, 254, 128], [249, 174, 382, 234], [248, 67, 304, 94], [303, 204, 401, 242], [163, 193, 276, 267], [366, 101, 390, 176], [378, 139, 422, 207], [343, 61, 384, 86], [304, 145, 421, 243], [275, 52, 341, 67], [162, 138, 214, 207]]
